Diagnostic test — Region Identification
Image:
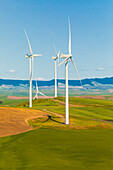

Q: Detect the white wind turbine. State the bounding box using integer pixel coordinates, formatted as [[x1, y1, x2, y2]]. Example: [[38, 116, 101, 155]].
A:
[[33, 79, 49, 99], [24, 30, 42, 108], [59, 18, 82, 124], [52, 44, 60, 97]]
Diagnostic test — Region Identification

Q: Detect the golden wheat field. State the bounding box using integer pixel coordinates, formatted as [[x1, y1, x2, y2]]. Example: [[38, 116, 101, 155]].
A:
[[0, 107, 45, 137]]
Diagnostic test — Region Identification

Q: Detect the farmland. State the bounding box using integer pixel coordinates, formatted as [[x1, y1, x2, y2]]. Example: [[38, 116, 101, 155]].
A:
[[1, 95, 113, 169], [18, 96, 113, 130], [0, 129, 113, 169], [1, 95, 113, 133], [0, 107, 45, 137]]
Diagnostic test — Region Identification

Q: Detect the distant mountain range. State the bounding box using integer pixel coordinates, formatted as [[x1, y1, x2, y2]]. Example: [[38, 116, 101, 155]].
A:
[[0, 76, 113, 87]]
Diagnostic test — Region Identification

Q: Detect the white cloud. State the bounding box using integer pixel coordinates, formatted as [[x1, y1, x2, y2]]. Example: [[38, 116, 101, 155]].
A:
[[97, 68, 104, 71], [9, 70, 15, 73], [37, 77, 46, 81]]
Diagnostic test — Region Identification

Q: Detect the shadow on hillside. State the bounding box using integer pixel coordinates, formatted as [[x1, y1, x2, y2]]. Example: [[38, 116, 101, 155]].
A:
[[42, 116, 50, 123], [47, 115, 65, 124]]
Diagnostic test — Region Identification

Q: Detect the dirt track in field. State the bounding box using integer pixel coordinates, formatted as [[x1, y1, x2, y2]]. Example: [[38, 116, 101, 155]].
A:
[[0, 107, 45, 137], [53, 99, 85, 107]]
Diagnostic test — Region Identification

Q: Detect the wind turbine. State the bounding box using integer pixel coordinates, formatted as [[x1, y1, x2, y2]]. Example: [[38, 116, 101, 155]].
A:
[[59, 18, 82, 124], [24, 30, 42, 108], [33, 79, 49, 99], [52, 44, 60, 97]]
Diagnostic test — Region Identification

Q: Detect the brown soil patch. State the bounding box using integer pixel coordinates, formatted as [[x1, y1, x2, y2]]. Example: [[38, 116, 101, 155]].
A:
[[7, 96, 29, 99], [0, 107, 45, 137], [76, 95, 106, 100], [7, 96, 54, 100]]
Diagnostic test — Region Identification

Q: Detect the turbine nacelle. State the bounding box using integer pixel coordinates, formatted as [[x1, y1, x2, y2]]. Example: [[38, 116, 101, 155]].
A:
[[52, 56, 59, 60], [24, 30, 42, 59], [60, 53, 72, 58], [25, 54, 42, 58], [58, 18, 82, 124], [33, 54, 42, 57], [52, 56, 56, 60], [25, 54, 32, 58], [52, 43, 60, 98], [52, 43, 60, 62], [24, 29, 42, 107]]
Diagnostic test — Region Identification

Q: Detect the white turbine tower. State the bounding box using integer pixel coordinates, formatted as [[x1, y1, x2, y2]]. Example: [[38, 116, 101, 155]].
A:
[[24, 30, 42, 108], [52, 44, 60, 98], [59, 18, 82, 124], [33, 79, 49, 99]]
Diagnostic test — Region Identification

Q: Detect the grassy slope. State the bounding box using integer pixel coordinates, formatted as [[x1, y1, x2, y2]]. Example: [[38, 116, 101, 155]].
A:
[[1, 97, 113, 169], [57, 96, 113, 107], [19, 97, 113, 129], [0, 129, 113, 169], [1, 96, 113, 128]]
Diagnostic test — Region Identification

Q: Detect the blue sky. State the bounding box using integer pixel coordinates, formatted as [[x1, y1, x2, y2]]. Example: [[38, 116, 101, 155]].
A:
[[0, 0, 113, 80]]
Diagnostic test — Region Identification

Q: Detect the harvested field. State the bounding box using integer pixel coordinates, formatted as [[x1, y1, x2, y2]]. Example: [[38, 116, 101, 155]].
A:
[[0, 107, 45, 137], [7, 95, 54, 99], [7, 96, 29, 99]]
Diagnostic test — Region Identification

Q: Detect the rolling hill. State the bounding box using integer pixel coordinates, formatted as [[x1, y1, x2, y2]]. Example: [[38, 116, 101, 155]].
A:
[[0, 76, 113, 87]]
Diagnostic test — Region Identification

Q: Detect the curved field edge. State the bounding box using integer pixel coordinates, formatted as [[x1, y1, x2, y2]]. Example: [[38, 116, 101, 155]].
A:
[[21, 97, 113, 130], [1, 96, 113, 137], [0, 107, 45, 137]]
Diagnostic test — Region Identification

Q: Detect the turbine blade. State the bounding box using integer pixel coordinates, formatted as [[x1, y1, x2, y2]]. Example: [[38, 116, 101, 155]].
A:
[[58, 58, 68, 66], [70, 58, 82, 86], [68, 17, 71, 55], [24, 29, 33, 55], [58, 49, 60, 63], [38, 91, 48, 98], [33, 54, 42, 57], [53, 43, 57, 56]]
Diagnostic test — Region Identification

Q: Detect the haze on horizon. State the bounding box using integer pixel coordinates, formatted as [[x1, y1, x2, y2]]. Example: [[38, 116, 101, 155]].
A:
[[0, 0, 113, 80]]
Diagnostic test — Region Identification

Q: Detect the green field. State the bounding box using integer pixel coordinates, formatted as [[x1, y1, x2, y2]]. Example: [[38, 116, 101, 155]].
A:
[[1, 95, 113, 129], [0, 129, 113, 169], [1, 96, 113, 169], [17, 97, 113, 129], [0, 95, 28, 107]]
